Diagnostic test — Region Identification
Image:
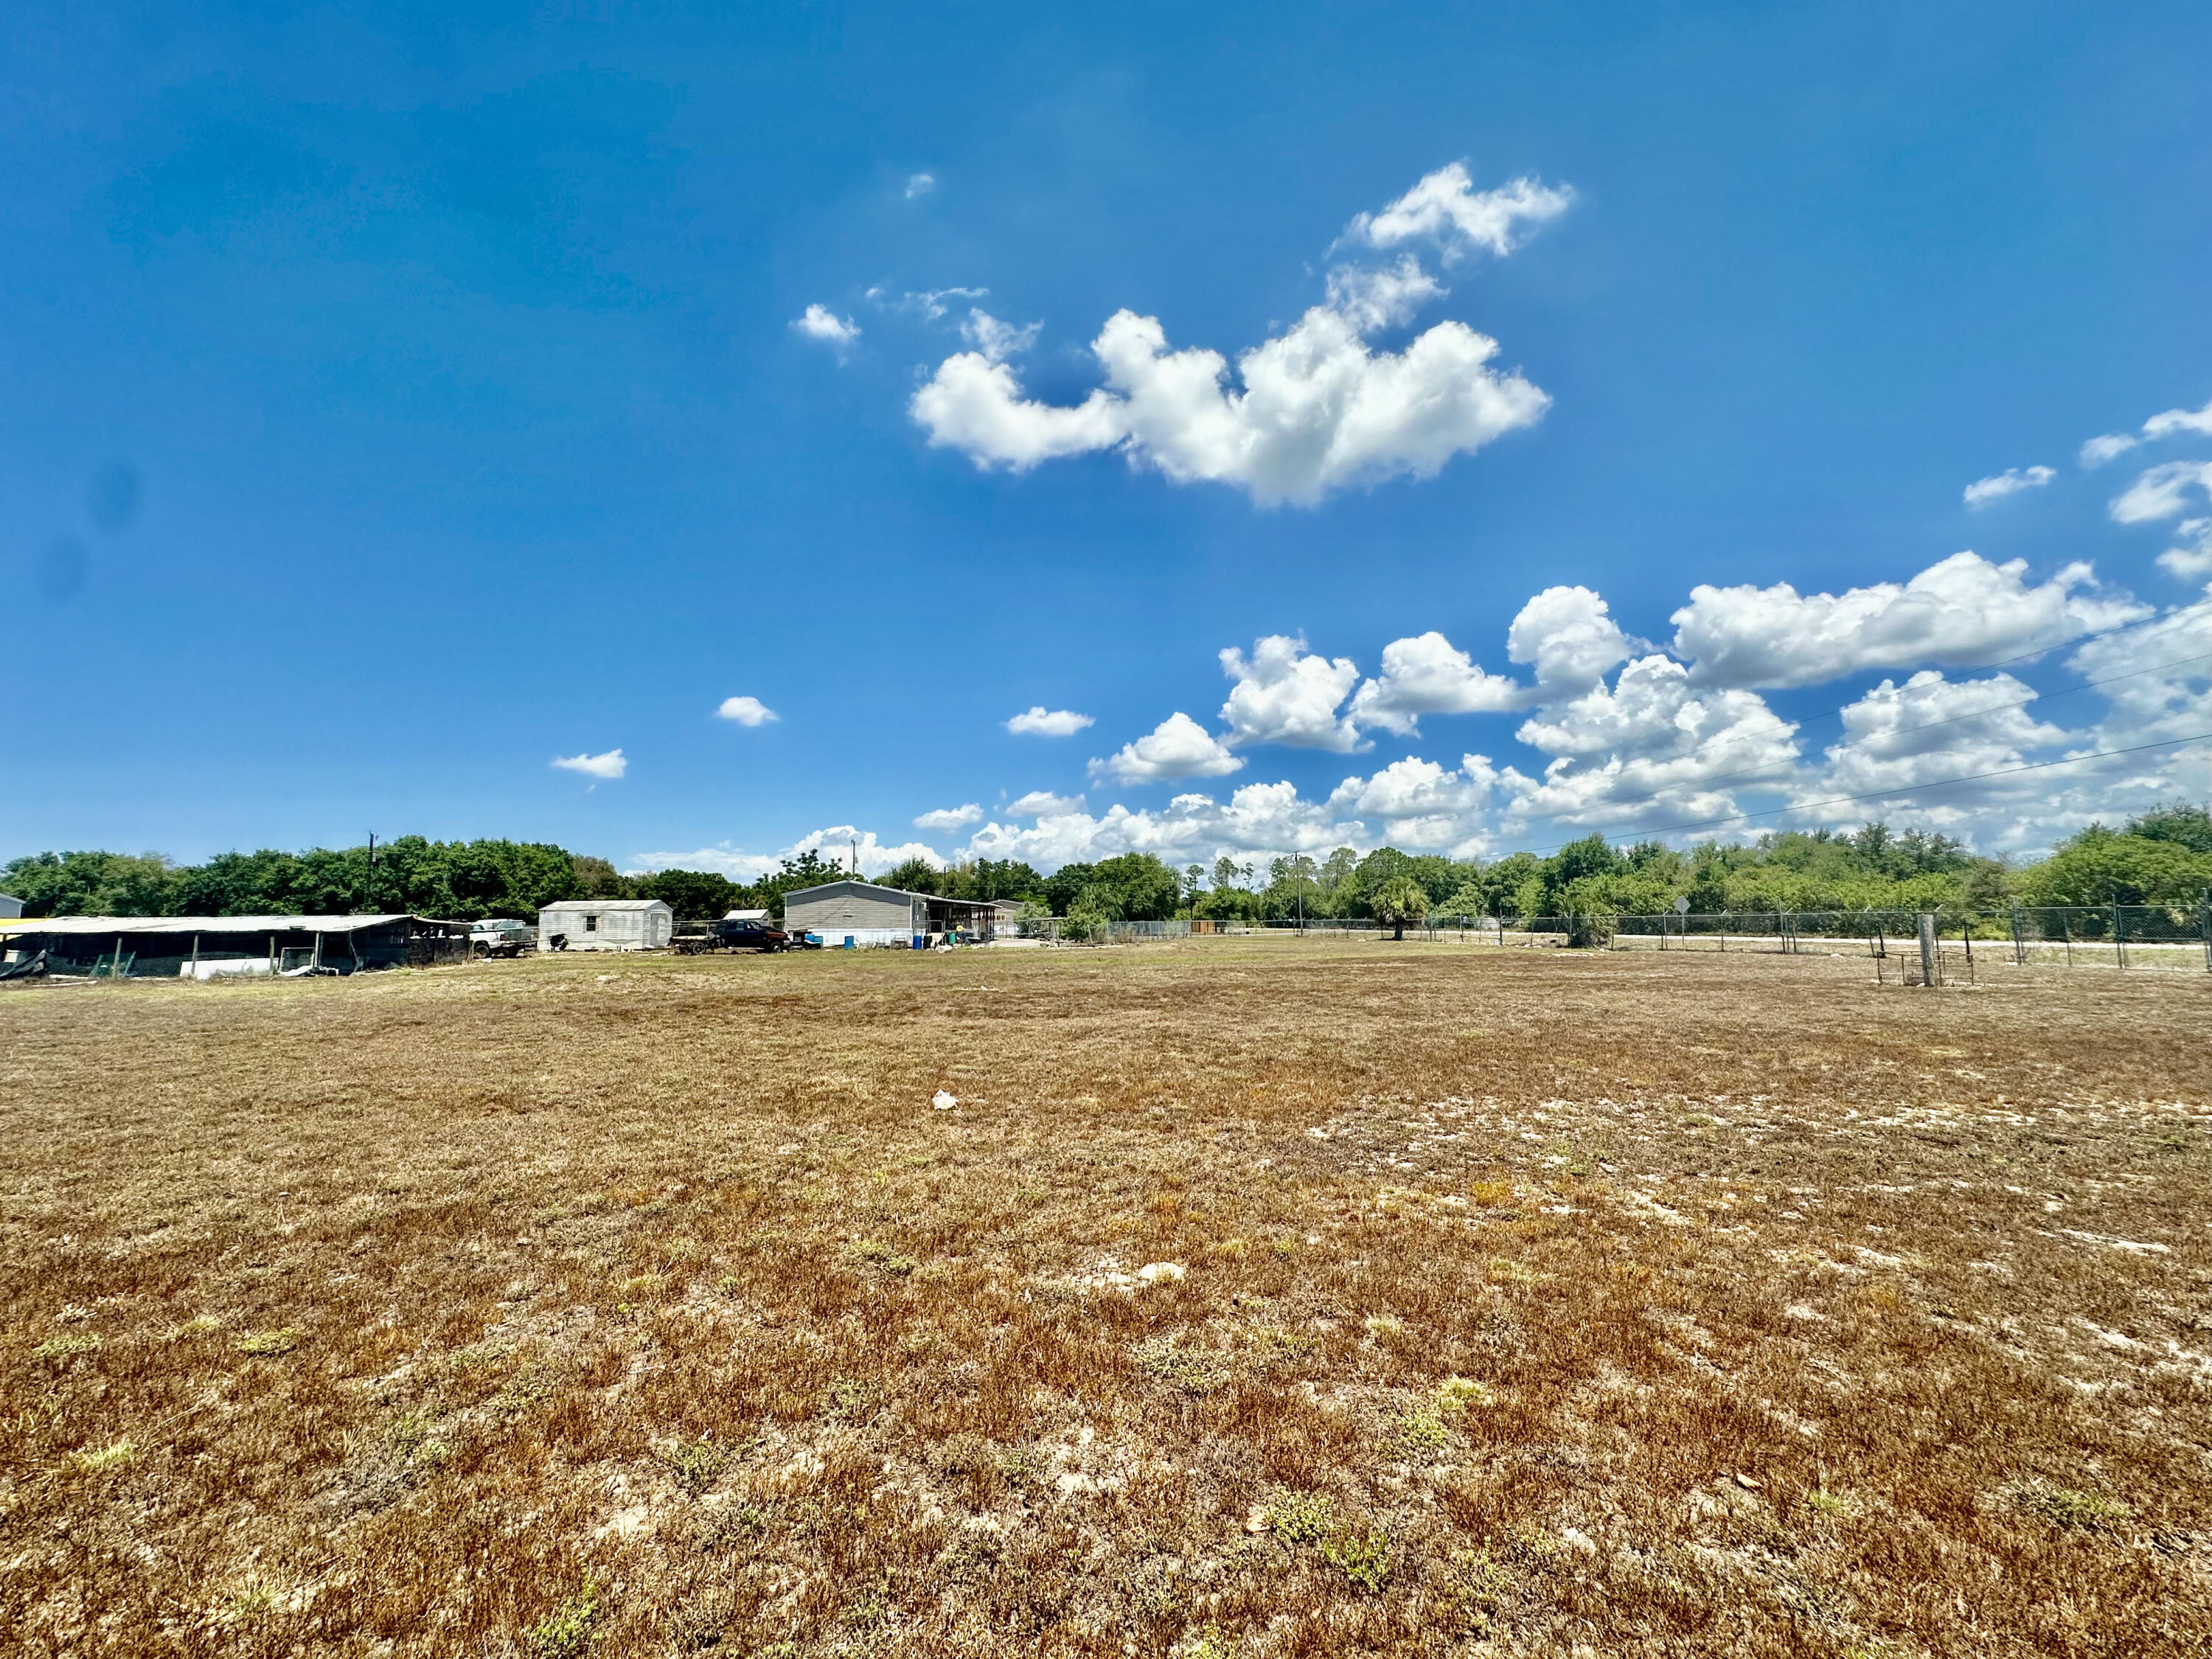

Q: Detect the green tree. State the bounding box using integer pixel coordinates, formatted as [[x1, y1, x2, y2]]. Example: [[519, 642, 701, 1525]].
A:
[[634, 868, 744, 921], [1369, 875, 1430, 941], [2020, 828, 2212, 905], [2128, 801, 2212, 854]]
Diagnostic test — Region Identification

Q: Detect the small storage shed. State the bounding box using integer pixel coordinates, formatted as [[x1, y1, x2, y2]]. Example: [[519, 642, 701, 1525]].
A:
[[538, 897, 673, 952], [783, 880, 999, 947], [0, 894, 22, 919]]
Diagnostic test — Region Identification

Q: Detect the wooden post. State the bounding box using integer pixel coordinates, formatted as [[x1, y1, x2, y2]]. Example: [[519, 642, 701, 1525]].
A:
[[1916, 911, 1937, 988], [2010, 902, 2024, 967], [2112, 898, 2124, 970]]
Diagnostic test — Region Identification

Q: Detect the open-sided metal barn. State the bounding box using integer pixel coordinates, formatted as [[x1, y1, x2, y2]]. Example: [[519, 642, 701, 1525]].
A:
[[782, 879, 999, 947], [0, 914, 470, 978]]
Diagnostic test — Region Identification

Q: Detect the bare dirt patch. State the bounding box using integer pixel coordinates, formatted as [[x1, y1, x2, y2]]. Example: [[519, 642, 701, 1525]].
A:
[[2, 941, 2208, 1656]]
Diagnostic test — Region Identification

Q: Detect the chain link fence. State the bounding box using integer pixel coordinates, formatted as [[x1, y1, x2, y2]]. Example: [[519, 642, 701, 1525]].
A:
[[1007, 899, 2212, 971]]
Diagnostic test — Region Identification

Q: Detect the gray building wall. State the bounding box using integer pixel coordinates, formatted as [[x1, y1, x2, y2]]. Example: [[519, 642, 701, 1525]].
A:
[[784, 880, 922, 940], [538, 900, 673, 951], [0, 894, 22, 919]]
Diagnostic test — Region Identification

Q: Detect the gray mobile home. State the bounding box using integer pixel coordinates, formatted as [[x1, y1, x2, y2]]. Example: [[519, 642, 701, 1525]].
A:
[[783, 880, 999, 947]]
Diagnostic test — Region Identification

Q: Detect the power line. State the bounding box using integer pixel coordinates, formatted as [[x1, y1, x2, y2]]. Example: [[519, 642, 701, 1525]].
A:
[[1511, 731, 2212, 858]]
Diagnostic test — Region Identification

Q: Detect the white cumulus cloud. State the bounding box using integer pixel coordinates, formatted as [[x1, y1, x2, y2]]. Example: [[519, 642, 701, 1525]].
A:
[[905, 172, 936, 198], [552, 748, 626, 779], [907, 163, 1567, 508], [1218, 634, 1364, 751], [716, 695, 778, 726], [1667, 552, 2146, 689], [1341, 162, 1574, 261], [1507, 655, 1801, 826], [913, 305, 1549, 507], [1005, 706, 1094, 737], [1963, 465, 2054, 508], [1349, 630, 1526, 734], [914, 804, 984, 831], [1810, 672, 2066, 802], [964, 781, 1356, 870], [792, 304, 860, 355], [1089, 712, 1244, 784], [1326, 754, 1506, 853], [1506, 586, 1635, 692]]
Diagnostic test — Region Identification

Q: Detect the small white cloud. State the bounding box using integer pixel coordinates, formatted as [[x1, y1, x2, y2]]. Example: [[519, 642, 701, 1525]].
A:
[[1005, 706, 1095, 737], [1218, 635, 1364, 751], [1963, 465, 2055, 508], [793, 304, 860, 356], [716, 695, 778, 726], [905, 172, 936, 198], [2156, 519, 2212, 581], [881, 285, 987, 321], [1007, 790, 1085, 817], [552, 748, 627, 779], [914, 804, 984, 832], [2142, 398, 2212, 442], [1349, 630, 1526, 734], [1089, 712, 1244, 784], [1323, 254, 1446, 333], [2080, 397, 2212, 467], [959, 308, 1041, 363], [2109, 460, 2212, 524], [1506, 586, 1634, 692], [1341, 161, 1574, 262]]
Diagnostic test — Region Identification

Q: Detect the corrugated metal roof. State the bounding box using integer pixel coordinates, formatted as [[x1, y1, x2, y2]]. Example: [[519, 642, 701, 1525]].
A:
[[537, 899, 671, 912], [0, 914, 425, 938]]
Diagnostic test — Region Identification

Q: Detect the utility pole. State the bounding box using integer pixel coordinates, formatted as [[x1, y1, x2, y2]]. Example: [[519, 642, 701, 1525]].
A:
[[364, 832, 377, 914], [1296, 852, 1305, 933]]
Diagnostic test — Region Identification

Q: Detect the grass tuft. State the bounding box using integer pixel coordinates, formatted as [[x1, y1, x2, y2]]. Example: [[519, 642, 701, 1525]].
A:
[[528, 1582, 599, 1657]]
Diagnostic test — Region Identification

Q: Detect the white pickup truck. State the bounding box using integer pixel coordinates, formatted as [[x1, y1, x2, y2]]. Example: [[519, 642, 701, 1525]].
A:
[[467, 919, 535, 958]]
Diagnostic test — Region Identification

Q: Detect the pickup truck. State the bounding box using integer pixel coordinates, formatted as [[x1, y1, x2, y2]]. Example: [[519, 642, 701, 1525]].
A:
[[468, 919, 535, 958], [674, 913, 793, 953]]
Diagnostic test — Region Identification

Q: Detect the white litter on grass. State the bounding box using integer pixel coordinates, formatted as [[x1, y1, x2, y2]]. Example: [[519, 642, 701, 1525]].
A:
[[932, 1091, 958, 1111], [2059, 1228, 2170, 1255], [1136, 1262, 1185, 1284]]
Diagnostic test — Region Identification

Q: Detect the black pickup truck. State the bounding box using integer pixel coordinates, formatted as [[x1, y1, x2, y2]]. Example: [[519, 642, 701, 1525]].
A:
[[673, 916, 793, 954]]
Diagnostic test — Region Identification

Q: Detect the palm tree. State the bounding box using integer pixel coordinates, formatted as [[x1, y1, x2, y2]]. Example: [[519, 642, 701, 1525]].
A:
[[1370, 875, 1430, 942]]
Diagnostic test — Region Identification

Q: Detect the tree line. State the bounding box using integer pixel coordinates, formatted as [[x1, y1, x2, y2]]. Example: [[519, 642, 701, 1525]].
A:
[[4, 805, 2208, 925]]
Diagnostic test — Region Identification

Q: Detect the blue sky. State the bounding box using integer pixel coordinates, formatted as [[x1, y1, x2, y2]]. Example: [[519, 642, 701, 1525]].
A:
[[8, 1, 2211, 878]]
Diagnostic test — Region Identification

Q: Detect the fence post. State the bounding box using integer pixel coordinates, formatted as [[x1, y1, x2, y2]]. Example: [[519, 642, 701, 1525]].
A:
[[2010, 902, 2024, 967], [2202, 889, 2211, 973], [1916, 911, 1937, 988], [2113, 898, 2125, 970]]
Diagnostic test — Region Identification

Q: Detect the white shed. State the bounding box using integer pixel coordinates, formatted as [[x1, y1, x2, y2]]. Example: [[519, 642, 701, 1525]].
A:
[[0, 894, 22, 919], [539, 897, 673, 952]]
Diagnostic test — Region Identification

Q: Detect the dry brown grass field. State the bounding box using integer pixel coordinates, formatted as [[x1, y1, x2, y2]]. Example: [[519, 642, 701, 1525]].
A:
[[3, 939, 2209, 1659]]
